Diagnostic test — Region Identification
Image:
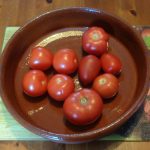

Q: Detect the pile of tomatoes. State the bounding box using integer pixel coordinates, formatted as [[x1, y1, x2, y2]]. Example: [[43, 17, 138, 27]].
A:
[[22, 27, 122, 126]]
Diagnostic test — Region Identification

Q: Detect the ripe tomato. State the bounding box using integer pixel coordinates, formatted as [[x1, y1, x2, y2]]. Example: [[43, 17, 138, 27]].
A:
[[82, 27, 109, 56], [101, 53, 122, 75], [22, 70, 48, 97], [53, 49, 78, 74], [29, 46, 53, 70], [63, 89, 103, 126], [78, 55, 101, 85], [47, 74, 75, 101], [93, 73, 119, 99]]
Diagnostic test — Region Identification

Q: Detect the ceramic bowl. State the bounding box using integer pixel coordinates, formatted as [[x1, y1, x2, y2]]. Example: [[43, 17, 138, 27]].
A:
[[0, 7, 149, 143]]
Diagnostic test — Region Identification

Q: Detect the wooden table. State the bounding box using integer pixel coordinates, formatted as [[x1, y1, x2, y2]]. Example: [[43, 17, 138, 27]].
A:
[[0, 0, 150, 149]]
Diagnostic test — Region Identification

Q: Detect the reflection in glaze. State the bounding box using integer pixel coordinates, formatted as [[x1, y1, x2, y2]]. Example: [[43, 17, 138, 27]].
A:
[[36, 30, 83, 47], [41, 134, 63, 141], [18, 53, 30, 69], [28, 106, 46, 116], [74, 78, 82, 91], [112, 107, 122, 114], [25, 54, 31, 66]]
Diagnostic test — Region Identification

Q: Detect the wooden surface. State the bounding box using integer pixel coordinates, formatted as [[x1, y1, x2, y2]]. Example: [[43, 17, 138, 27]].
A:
[[0, 0, 150, 149]]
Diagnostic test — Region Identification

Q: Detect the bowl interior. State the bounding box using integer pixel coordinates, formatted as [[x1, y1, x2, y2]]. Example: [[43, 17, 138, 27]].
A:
[[0, 8, 148, 143]]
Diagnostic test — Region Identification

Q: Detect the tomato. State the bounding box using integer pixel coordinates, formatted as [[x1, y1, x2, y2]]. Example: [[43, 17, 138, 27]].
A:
[[47, 74, 75, 101], [101, 53, 122, 75], [29, 46, 53, 70], [22, 70, 48, 97], [53, 49, 78, 74], [82, 27, 109, 56], [92, 73, 119, 99], [63, 89, 103, 126], [78, 55, 101, 85]]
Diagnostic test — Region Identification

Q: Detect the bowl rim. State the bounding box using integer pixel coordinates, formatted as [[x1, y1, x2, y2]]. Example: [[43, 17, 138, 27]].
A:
[[0, 7, 150, 143]]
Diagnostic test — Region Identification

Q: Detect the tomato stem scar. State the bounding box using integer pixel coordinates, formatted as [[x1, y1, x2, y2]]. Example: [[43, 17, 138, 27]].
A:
[[80, 97, 88, 105], [99, 78, 107, 85], [92, 32, 101, 40]]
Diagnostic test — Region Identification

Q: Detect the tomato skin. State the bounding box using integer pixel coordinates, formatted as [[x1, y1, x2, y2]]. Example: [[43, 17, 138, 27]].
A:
[[78, 55, 101, 85], [93, 73, 119, 99], [22, 70, 48, 97], [101, 53, 122, 75], [29, 46, 53, 70], [47, 74, 75, 101], [53, 49, 78, 74], [63, 89, 103, 126], [82, 27, 109, 56]]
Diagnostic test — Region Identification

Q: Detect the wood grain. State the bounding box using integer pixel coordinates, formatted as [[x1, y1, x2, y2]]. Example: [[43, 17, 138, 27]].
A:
[[1, 0, 150, 49], [0, 141, 150, 150], [0, 0, 150, 149]]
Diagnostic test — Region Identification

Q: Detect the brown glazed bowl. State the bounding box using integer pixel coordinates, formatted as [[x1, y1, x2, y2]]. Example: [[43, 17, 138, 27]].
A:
[[0, 7, 150, 143]]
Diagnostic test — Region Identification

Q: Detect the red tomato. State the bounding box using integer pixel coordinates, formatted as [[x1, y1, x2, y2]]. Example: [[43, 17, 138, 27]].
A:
[[53, 49, 78, 74], [82, 27, 109, 56], [93, 73, 119, 99], [63, 89, 103, 126], [47, 74, 75, 101], [101, 53, 122, 75], [78, 55, 101, 85], [22, 70, 48, 97], [29, 46, 53, 70]]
